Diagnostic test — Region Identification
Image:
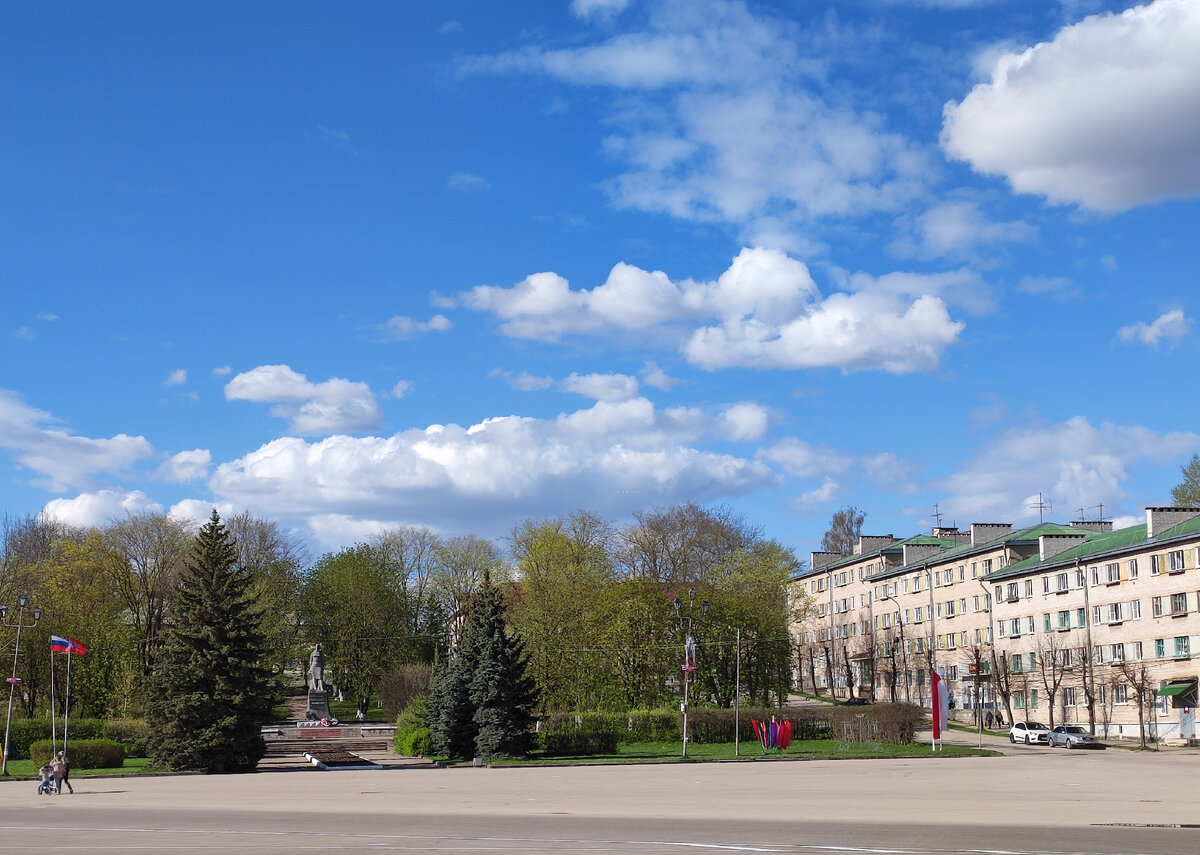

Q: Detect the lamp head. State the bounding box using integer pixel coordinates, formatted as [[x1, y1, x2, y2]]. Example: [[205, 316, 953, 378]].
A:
[[17, 593, 28, 609], [687, 588, 696, 605], [701, 601, 710, 617], [673, 597, 682, 614], [32, 607, 42, 621], [0, 605, 6, 620]]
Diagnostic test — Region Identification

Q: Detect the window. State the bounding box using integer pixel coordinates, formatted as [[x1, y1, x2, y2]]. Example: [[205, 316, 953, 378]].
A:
[[1026, 616, 1035, 634], [1152, 596, 1164, 617], [1169, 550, 1186, 574], [1105, 602, 1124, 624], [1094, 645, 1105, 665], [1063, 687, 1076, 706], [994, 585, 1004, 603], [1155, 638, 1166, 659], [1090, 566, 1100, 586], [1076, 607, 1086, 628], [1075, 568, 1086, 588], [1152, 554, 1162, 576], [1042, 577, 1051, 595], [1025, 579, 1034, 598], [1171, 592, 1188, 616], [1043, 613, 1052, 633], [947, 634, 957, 650], [1109, 643, 1125, 663], [1061, 647, 1074, 668], [1131, 599, 1141, 619], [1031, 689, 1038, 709], [1114, 684, 1128, 705], [1013, 690, 1025, 709], [1106, 563, 1120, 584], [958, 566, 965, 583], [1174, 636, 1191, 658], [1129, 558, 1139, 580], [1056, 610, 1071, 630], [1092, 606, 1102, 625], [982, 559, 993, 574], [1056, 572, 1069, 593], [1132, 641, 1143, 660], [1028, 652, 1037, 672], [1096, 685, 1106, 706], [973, 595, 981, 612], [1010, 654, 1023, 673]]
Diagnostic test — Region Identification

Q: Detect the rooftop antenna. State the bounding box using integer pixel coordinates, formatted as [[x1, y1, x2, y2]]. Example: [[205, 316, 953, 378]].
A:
[[931, 503, 944, 532], [1030, 492, 1052, 524]]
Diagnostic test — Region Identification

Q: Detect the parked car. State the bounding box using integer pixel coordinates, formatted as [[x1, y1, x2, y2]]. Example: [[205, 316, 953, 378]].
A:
[[1009, 721, 1050, 744], [842, 696, 871, 706], [1047, 725, 1105, 749]]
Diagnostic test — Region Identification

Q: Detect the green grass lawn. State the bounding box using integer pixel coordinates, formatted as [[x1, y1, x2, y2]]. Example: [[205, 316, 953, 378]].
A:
[[482, 739, 995, 766], [3, 757, 161, 779]]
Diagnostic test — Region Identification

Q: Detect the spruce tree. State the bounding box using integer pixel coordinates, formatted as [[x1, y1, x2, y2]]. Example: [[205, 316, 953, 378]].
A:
[[145, 510, 276, 773], [428, 575, 537, 760], [469, 581, 537, 758]]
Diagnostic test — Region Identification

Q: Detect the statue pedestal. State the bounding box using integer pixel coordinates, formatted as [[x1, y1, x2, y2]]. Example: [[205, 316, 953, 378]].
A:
[[306, 689, 331, 720]]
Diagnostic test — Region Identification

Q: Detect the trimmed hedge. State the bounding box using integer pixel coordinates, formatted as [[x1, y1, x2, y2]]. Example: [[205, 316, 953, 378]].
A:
[[29, 738, 125, 769], [11, 719, 151, 760], [538, 713, 620, 756]]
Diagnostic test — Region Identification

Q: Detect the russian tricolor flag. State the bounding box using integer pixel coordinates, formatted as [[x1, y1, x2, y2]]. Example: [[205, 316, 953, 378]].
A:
[[50, 636, 88, 656]]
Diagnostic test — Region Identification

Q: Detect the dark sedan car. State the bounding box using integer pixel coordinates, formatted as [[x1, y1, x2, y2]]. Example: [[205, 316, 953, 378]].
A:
[[1048, 724, 1106, 749]]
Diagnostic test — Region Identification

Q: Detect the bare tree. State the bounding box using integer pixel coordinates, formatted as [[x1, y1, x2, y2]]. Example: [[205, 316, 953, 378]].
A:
[[1115, 659, 1159, 748], [1035, 630, 1073, 728], [821, 507, 865, 557], [990, 645, 1016, 727], [618, 502, 759, 584], [102, 512, 194, 673]]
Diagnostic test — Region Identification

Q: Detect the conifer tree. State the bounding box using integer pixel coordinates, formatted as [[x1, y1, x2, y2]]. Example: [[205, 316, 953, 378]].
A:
[[427, 574, 537, 760], [145, 510, 276, 773]]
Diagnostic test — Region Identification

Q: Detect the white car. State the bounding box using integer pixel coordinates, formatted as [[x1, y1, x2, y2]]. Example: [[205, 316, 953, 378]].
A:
[[1009, 721, 1050, 744]]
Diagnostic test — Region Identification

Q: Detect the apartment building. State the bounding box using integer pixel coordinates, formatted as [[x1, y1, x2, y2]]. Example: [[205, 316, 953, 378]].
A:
[[789, 508, 1200, 743]]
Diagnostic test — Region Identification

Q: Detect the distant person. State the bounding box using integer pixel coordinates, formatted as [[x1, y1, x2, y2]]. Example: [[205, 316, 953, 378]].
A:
[[56, 752, 73, 794]]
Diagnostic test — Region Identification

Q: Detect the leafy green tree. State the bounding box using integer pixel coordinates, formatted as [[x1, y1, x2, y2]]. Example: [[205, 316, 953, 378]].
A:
[[1171, 453, 1200, 506], [508, 512, 616, 711], [298, 544, 406, 715], [592, 578, 675, 709], [225, 512, 307, 673], [145, 510, 275, 773], [821, 506, 865, 556]]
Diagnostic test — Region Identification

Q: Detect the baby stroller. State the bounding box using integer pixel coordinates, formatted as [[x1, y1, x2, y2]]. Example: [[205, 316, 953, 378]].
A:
[[37, 763, 56, 795]]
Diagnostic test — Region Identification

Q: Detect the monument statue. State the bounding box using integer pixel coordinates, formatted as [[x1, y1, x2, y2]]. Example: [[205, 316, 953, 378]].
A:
[[309, 643, 326, 692]]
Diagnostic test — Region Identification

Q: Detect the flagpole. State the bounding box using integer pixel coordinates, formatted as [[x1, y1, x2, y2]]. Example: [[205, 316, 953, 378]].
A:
[[50, 650, 57, 757], [64, 649, 71, 758]]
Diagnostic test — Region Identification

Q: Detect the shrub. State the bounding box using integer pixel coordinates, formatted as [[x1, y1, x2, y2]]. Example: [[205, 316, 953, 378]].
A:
[[538, 713, 620, 756], [828, 702, 923, 744], [624, 709, 679, 743], [103, 719, 151, 756], [10, 718, 109, 760], [381, 664, 433, 719], [394, 696, 432, 756], [29, 738, 125, 769]]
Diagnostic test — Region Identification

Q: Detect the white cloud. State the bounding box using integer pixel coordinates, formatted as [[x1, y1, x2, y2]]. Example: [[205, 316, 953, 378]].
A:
[[382, 314, 452, 338], [560, 372, 640, 402], [164, 369, 187, 387], [224, 365, 383, 436], [490, 369, 554, 392], [446, 172, 491, 193], [43, 489, 163, 527], [1117, 309, 1191, 348], [572, 0, 630, 20], [463, 0, 931, 243], [715, 402, 770, 441], [208, 397, 780, 534], [942, 0, 1200, 211], [213, 365, 232, 376], [156, 449, 211, 483], [893, 201, 1035, 261], [391, 380, 412, 399], [0, 390, 155, 492], [640, 361, 679, 391], [935, 416, 1200, 523], [168, 498, 233, 528], [464, 247, 965, 374], [1017, 275, 1080, 301], [760, 437, 851, 479]]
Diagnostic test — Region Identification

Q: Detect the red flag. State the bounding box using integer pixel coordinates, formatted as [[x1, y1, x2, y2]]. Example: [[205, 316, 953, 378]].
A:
[[931, 668, 948, 739], [51, 636, 88, 655]]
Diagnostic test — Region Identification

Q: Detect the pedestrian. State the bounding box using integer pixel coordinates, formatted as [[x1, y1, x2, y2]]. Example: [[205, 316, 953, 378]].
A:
[[53, 751, 73, 794], [985, 710, 993, 729]]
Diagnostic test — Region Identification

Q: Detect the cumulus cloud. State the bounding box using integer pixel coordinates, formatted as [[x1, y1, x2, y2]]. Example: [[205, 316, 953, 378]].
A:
[[1117, 309, 1191, 348], [640, 361, 680, 391], [572, 0, 630, 19], [942, 0, 1200, 211], [208, 397, 781, 534], [464, 247, 965, 374], [892, 201, 1035, 261], [1017, 275, 1080, 301], [224, 365, 383, 436], [43, 489, 163, 527], [715, 402, 770, 441], [760, 437, 851, 479], [156, 449, 211, 483], [168, 498, 234, 527], [560, 372, 640, 402], [935, 416, 1200, 523], [391, 380, 412, 399], [462, 0, 931, 243], [382, 314, 452, 338], [0, 390, 155, 492], [164, 369, 187, 387]]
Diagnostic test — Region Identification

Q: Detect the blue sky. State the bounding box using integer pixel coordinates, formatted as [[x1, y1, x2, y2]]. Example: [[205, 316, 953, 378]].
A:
[[3, 0, 1199, 559]]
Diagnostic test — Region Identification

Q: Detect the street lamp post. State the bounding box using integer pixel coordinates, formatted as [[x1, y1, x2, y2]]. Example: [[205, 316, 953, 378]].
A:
[[674, 588, 708, 758], [2, 593, 42, 776]]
